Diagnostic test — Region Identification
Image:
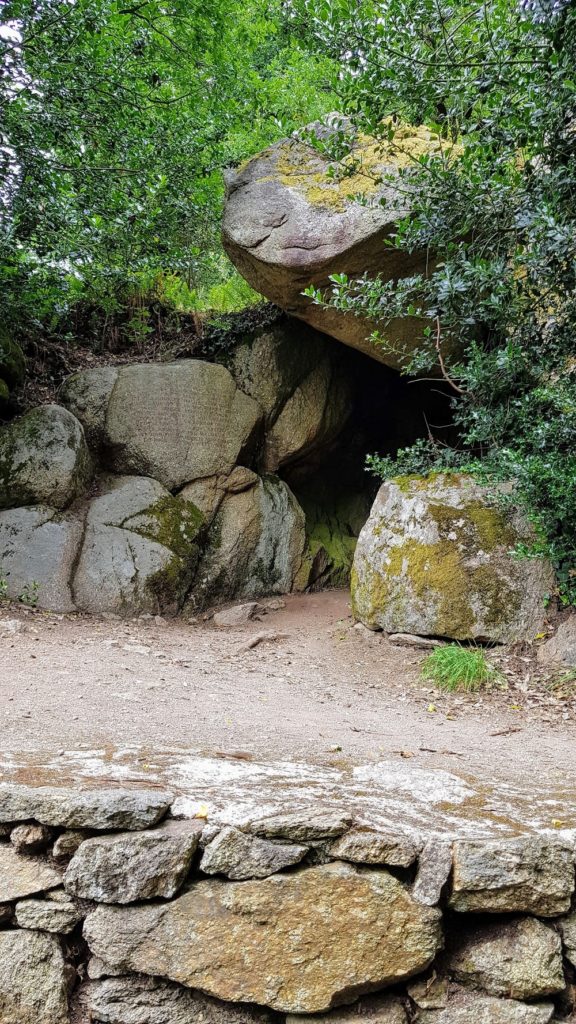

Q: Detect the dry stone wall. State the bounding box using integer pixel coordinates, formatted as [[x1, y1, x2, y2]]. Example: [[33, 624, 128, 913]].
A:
[[0, 781, 574, 1023]]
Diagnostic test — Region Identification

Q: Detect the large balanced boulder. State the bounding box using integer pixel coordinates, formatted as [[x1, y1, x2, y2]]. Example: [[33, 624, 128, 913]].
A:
[[84, 861, 442, 1013], [61, 361, 262, 489], [223, 117, 451, 368], [229, 320, 351, 471], [187, 473, 306, 609], [0, 404, 91, 510], [352, 474, 554, 642], [73, 475, 204, 616]]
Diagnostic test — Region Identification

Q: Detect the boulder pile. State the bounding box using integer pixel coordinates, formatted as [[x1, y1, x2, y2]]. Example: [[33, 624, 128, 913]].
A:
[[0, 320, 357, 615]]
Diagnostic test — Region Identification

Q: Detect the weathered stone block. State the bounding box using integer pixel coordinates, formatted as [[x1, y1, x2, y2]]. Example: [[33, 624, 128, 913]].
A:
[[84, 861, 442, 1013]]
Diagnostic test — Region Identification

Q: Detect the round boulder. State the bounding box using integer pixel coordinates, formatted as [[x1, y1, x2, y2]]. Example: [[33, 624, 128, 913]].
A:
[[0, 404, 91, 511], [351, 474, 555, 642], [61, 361, 262, 490], [223, 116, 452, 368]]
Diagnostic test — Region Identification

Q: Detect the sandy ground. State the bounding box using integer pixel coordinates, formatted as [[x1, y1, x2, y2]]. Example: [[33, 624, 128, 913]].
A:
[[1, 590, 575, 789]]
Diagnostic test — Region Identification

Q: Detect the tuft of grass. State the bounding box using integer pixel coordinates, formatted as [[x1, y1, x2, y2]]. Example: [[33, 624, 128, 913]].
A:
[[421, 644, 497, 693]]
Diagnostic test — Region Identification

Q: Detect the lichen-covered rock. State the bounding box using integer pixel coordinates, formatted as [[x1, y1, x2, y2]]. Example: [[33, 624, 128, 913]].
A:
[[444, 916, 565, 1000], [412, 839, 453, 907], [0, 404, 91, 511], [0, 334, 25, 409], [199, 826, 308, 879], [0, 333, 26, 389], [352, 474, 554, 642], [188, 473, 305, 609], [80, 974, 274, 1024], [223, 116, 454, 367], [286, 993, 408, 1024], [15, 894, 83, 934], [245, 807, 353, 842], [560, 913, 576, 967], [84, 861, 442, 1013], [0, 930, 71, 1024], [328, 828, 421, 867], [0, 505, 83, 611], [0, 844, 62, 902], [449, 837, 575, 916], [73, 475, 204, 616], [230, 320, 351, 471], [414, 988, 554, 1024], [61, 361, 262, 489], [65, 827, 199, 903], [0, 783, 172, 830]]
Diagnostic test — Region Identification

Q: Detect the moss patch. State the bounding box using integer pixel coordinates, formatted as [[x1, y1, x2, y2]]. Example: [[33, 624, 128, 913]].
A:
[[128, 496, 204, 560]]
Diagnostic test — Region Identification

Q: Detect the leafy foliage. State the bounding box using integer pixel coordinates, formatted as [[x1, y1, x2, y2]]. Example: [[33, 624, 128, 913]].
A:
[[422, 644, 497, 692], [0, 0, 335, 343], [289, 0, 576, 602]]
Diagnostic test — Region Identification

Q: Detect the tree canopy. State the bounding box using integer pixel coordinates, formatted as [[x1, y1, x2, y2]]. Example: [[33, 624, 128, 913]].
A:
[[0, 0, 335, 333]]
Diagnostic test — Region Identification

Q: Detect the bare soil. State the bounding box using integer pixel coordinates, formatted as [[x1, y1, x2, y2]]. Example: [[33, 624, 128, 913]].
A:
[[1, 590, 575, 787]]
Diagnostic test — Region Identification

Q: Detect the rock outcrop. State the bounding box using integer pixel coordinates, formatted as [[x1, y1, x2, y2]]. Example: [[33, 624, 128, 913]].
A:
[[352, 474, 554, 643], [223, 116, 453, 368], [188, 472, 306, 608], [229, 320, 351, 471]]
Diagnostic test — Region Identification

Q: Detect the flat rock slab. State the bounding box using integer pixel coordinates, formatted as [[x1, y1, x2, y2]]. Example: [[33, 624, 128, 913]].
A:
[[449, 837, 575, 915], [0, 844, 62, 901], [286, 993, 408, 1024], [5, 750, 576, 844], [199, 825, 308, 879], [444, 916, 564, 1000], [415, 990, 554, 1024], [84, 861, 442, 1013], [15, 894, 83, 933], [0, 783, 172, 830], [80, 974, 274, 1024], [329, 828, 421, 866], [0, 929, 71, 1024], [65, 828, 199, 903]]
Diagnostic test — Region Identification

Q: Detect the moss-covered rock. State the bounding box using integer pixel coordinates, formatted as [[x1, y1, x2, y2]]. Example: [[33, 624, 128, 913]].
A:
[[223, 115, 458, 368], [351, 474, 555, 642], [0, 334, 26, 390], [73, 475, 204, 616], [0, 404, 92, 511]]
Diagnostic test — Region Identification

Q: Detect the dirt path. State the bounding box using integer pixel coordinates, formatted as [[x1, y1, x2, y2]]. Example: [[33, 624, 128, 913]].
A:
[[1, 590, 575, 787]]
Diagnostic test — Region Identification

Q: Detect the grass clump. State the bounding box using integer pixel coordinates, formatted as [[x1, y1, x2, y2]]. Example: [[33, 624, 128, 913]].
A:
[[422, 644, 496, 693]]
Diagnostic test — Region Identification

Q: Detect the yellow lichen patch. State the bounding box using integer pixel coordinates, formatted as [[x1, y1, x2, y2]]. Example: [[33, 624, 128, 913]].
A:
[[268, 121, 459, 213]]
